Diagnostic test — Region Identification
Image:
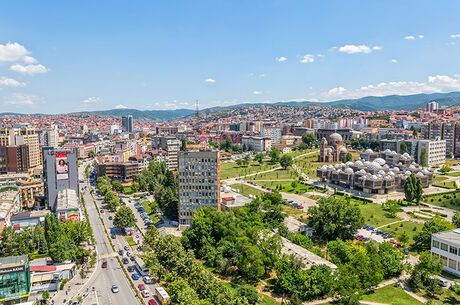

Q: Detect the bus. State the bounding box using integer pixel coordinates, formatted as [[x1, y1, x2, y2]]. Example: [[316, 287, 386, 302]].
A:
[[155, 287, 171, 305], [134, 256, 149, 277]]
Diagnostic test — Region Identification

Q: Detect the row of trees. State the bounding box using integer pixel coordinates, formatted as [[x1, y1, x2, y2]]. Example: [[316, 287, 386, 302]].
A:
[[404, 173, 424, 204]]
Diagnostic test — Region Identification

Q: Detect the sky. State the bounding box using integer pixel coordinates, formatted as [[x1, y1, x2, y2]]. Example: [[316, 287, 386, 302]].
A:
[[1, 1, 460, 113]]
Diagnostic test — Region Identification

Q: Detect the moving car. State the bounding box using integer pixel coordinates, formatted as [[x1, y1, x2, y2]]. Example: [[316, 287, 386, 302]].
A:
[[141, 290, 150, 298], [108, 216, 113, 220], [111, 285, 119, 293], [138, 284, 146, 291], [124, 245, 130, 251], [118, 250, 124, 255], [122, 258, 129, 264], [100, 209, 104, 213], [102, 260, 107, 268], [148, 299, 157, 305]]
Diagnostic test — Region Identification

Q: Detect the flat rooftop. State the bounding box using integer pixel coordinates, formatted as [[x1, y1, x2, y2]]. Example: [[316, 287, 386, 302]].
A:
[[432, 229, 460, 246], [56, 188, 79, 211], [0, 255, 28, 268]]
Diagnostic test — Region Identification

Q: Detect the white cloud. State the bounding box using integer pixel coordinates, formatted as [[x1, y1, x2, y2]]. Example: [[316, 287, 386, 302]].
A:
[[404, 35, 416, 40], [0, 77, 26, 88], [10, 64, 49, 75], [82, 97, 101, 104], [317, 54, 324, 57], [338, 44, 381, 54], [451, 34, 460, 38], [3, 93, 38, 105], [276, 56, 287, 62], [253, 91, 262, 95], [23, 56, 37, 64], [418, 35, 424, 39], [300, 54, 314, 63], [391, 59, 398, 63], [204, 78, 216, 83], [115, 104, 128, 109], [0, 42, 30, 62], [316, 75, 460, 101], [259, 74, 266, 78]]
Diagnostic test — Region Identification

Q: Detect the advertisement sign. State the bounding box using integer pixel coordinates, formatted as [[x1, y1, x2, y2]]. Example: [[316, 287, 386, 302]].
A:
[[67, 209, 79, 221], [56, 154, 69, 180]]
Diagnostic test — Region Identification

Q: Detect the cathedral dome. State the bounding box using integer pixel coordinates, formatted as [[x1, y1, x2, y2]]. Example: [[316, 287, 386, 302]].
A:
[[329, 132, 343, 142]]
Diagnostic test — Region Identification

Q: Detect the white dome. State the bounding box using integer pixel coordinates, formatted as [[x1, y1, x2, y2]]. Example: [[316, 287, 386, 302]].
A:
[[368, 161, 381, 169], [365, 149, 374, 154], [355, 160, 364, 166], [345, 167, 354, 174], [358, 169, 367, 174], [384, 149, 392, 153], [327, 164, 334, 169], [392, 167, 400, 172], [422, 168, 430, 174], [334, 163, 342, 169], [409, 165, 416, 170], [416, 172, 424, 178], [402, 153, 410, 158], [320, 165, 328, 170], [405, 171, 412, 175], [371, 175, 379, 180], [384, 175, 393, 180], [391, 150, 397, 154], [346, 161, 354, 166], [388, 171, 395, 176], [378, 169, 385, 175], [384, 164, 390, 168], [374, 158, 386, 166], [364, 161, 371, 166]]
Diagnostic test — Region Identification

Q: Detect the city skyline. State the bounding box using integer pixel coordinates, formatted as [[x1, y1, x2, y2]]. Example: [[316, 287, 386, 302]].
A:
[[1, 1, 460, 113]]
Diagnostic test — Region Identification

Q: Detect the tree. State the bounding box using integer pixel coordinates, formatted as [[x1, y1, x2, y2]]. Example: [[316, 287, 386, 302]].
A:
[[420, 148, 428, 167], [342, 152, 352, 163], [42, 290, 50, 303], [155, 185, 178, 220], [279, 155, 293, 169], [235, 159, 244, 167], [181, 136, 187, 151], [254, 153, 264, 164], [236, 286, 259, 305], [453, 211, 460, 228], [383, 200, 400, 218], [104, 191, 121, 211], [301, 133, 317, 149], [440, 165, 451, 173], [400, 142, 408, 154], [48, 236, 69, 262], [414, 176, 423, 205], [270, 147, 280, 163], [111, 180, 124, 192], [404, 173, 422, 204], [413, 217, 455, 250], [307, 196, 364, 243], [114, 206, 136, 229], [88, 150, 95, 158]]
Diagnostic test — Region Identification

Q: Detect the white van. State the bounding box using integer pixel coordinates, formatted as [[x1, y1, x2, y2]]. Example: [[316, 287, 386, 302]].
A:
[[141, 289, 150, 298]]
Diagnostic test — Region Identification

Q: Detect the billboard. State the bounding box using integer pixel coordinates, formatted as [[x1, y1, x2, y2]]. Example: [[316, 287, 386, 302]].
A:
[[56, 154, 69, 180]]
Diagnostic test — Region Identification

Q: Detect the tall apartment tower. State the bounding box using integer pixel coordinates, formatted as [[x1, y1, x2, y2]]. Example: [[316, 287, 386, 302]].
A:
[[421, 122, 460, 156], [122, 115, 134, 132], [426, 101, 439, 112], [0, 127, 40, 169], [178, 150, 220, 228], [152, 136, 180, 170], [40, 125, 59, 148]]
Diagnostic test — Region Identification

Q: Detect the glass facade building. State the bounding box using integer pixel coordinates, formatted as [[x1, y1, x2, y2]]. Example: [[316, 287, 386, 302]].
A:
[[0, 255, 31, 304]]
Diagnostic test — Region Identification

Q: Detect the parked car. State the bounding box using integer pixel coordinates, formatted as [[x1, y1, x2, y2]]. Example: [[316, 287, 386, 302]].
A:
[[124, 245, 130, 251], [111, 234, 116, 239], [143, 276, 154, 284], [100, 209, 105, 213], [403, 249, 409, 255], [102, 260, 107, 268], [118, 250, 124, 255], [439, 278, 449, 287], [122, 258, 129, 264], [111, 285, 119, 293], [148, 299, 158, 305], [127, 251, 133, 257], [130, 255, 136, 261], [127, 266, 135, 272], [355, 235, 364, 240], [132, 273, 140, 280], [108, 216, 113, 220], [141, 289, 150, 298]]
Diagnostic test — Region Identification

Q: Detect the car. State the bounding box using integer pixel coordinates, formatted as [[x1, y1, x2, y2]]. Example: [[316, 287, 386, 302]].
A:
[[122, 258, 129, 264], [247, 181, 251, 184], [143, 276, 154, 284], [102, 260, 107, 268], [390, 239, 397, 244], [403, 248, 409, 255], [124, 245, 130, 251], [111, 285, 119, 293], [127, 251, 133, 257], [118, 250, 124, 255], [111, 234, 115, 239], [138, 284, 146, 291], [148, 299, 158, 305], [297, 206, 304, 209], [100, 209, 104, 213], [395, 243, 402, 248], [267, 187, 271, 191], [355, 235, 364, 240], [108, 216, 113, 220], [131, 273, 140, 280], [130, 255, 136, 261], [439, 278, 449, 287], [127, 266, 135, 272]]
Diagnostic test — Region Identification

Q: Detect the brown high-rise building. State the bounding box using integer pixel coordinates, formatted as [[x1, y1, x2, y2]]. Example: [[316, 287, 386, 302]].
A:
[[178, 149, 220, 228], [0, 127, 40, 169], [0, 145, 30, 174]]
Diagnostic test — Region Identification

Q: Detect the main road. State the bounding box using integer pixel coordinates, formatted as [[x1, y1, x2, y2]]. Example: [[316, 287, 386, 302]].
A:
[[78, 162, 140, 305]]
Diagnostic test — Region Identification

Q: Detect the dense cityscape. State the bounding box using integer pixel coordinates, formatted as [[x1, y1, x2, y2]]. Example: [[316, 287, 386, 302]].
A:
[[2, 1, 460, 305]]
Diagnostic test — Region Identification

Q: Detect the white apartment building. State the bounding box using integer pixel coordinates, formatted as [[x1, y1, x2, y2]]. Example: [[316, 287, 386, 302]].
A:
[[261, 127, 281, 144], [431, 229, 460, 276], [418, 139, 446, 166], [241, 136, 272, 152]]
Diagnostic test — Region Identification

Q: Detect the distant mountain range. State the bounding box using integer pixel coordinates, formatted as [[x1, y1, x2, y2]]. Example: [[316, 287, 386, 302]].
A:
[[2, 91, 460, 120]]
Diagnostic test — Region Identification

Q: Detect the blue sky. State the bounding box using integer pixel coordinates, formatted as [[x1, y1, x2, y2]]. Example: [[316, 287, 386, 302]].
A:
[[1, 0, 460, 113]]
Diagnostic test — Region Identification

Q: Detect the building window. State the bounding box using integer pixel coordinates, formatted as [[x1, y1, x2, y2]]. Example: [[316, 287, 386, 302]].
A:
[[448, 258, 457, 270], [450, 246, 458, 256], [441, 255, 448, 266], [432, 240, 440, 248], [441, 243, 448, 251]]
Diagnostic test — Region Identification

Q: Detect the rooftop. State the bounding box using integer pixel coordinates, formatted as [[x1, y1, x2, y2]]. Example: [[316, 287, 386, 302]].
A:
[[56, 189, 79, 211], [432, 229, 460, 246], [0, 255, 28, 268]]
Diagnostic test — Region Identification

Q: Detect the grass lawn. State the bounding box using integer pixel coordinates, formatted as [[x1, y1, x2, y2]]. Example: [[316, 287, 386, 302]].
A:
[[433, 181, 457, 189], [293, 152, 322, 180], [358, 202, 401, 228], [380, 221, 424, 248], [251, 168, 298, 182], [123, 186, 133, 194], [433, 175, 449, 182], [230, 183, 265, 197], [222, 282, 280, 305], [125, 236, 137, 247], [446, 171, 460, 177], [416, 288, 460, 305], [282, 205, 308, 220], [361, 285, 423, 305], [424, 191, 460, 211], [221, 161, 279, 180]]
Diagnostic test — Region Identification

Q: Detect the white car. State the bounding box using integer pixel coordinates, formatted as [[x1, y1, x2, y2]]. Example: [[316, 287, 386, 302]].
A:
[[111, 284, 119, 293]]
